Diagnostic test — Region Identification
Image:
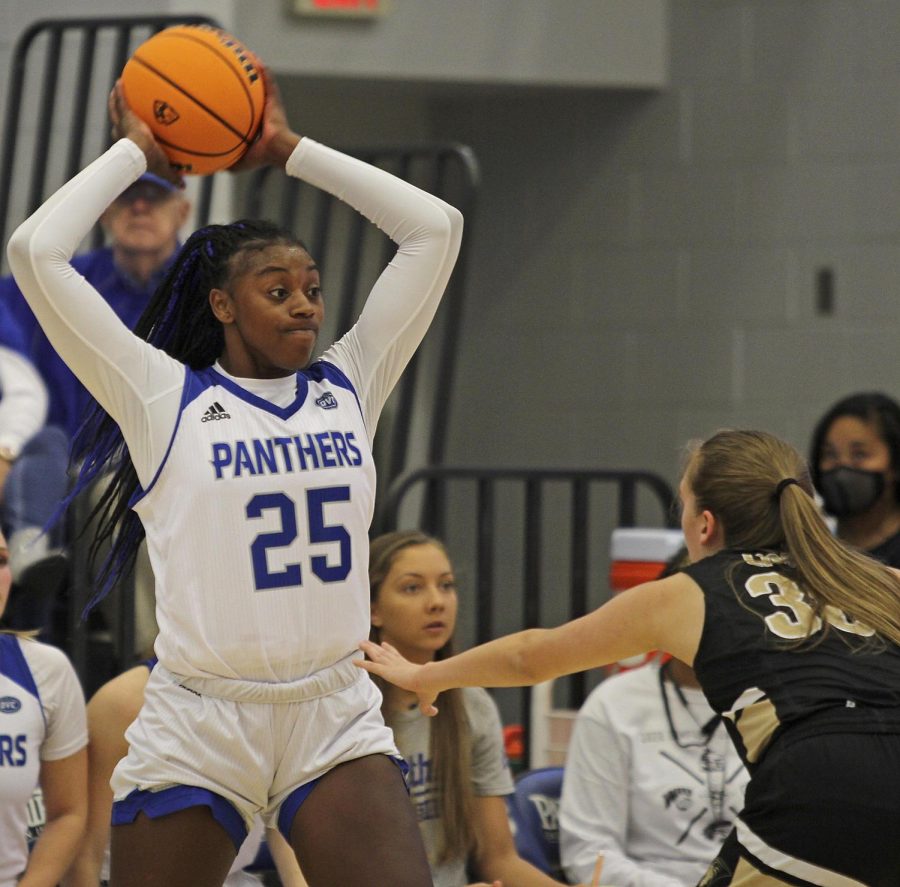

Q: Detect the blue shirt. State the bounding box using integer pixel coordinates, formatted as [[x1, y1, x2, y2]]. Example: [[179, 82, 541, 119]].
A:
[[0, 247, 173, 438], [0, 298, 38, 421], [0, 297, 29, 355]]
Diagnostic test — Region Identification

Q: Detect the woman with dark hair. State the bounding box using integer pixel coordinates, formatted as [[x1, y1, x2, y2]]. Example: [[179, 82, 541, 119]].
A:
[[369, 530, 579, 887], [809, 391, 900, 566], [7, 68, 462, 887], [361, 429, 900, 886]]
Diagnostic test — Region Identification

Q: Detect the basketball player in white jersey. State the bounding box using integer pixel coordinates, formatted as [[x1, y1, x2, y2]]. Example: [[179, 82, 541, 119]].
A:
[[63, 656, 307, 886], [7, 68, 462, 887], [0, 529, 87, 886]]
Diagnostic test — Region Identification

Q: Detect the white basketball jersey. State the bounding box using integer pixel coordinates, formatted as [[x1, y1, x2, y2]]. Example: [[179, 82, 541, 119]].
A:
[[0, 636, 43, 885], [133, 360, 375, 683], [0, 635, 86, 886]]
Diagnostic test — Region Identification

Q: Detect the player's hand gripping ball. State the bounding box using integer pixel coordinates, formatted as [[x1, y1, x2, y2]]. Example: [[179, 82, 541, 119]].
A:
[[121, 24, 266, 175]]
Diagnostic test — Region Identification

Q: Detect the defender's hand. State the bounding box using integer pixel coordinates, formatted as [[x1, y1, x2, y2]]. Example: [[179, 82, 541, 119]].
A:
[[356, 640, 440, 717]]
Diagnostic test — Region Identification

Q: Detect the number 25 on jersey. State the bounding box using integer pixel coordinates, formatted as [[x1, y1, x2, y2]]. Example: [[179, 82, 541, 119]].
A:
[[246, 486, 351, 590]]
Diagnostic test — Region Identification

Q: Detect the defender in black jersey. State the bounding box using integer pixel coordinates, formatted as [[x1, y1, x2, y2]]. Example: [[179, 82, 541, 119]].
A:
[[685, 549, 900, 885], [360, 429, 900, 887]]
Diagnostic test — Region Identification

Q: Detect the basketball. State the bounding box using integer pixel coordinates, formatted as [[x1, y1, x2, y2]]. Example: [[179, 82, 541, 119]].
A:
[[121, 24, 265, 175]]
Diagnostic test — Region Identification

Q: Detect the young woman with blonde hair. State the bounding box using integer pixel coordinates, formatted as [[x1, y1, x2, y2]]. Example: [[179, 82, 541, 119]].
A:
[[361, 430, 900, 887], [369, 530, 583, 887]]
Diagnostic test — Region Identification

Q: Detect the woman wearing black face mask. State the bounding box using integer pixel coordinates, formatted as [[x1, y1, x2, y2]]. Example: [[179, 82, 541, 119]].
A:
[[809, 391, 900, 567]]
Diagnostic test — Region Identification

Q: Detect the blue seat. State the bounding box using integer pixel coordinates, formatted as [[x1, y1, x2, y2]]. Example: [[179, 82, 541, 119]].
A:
[[506, 766, 565, 879]]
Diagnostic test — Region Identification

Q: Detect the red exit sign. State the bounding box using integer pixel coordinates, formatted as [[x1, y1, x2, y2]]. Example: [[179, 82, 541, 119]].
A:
[[292, 0, 390, 17]]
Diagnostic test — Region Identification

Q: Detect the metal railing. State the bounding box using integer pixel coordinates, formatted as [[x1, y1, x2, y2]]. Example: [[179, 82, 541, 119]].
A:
[[379, 464, 678, 760], [0, 15, 221, 269]]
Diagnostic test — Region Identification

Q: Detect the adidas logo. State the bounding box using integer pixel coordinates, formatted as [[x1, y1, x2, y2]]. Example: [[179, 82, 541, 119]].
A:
[[201, 402, 231, 422], [315, 391, 338, 410]]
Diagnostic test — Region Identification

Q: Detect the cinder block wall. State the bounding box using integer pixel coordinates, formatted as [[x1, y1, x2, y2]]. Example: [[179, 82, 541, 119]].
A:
[[4, 1, 894, 485], [431, 0, 900, 490]]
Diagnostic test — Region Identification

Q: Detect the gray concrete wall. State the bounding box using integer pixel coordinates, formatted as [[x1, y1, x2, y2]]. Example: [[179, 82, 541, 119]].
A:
[[428, 1, 900, 487], [236, 0, 667, 88], [2, 0, 898, 523]]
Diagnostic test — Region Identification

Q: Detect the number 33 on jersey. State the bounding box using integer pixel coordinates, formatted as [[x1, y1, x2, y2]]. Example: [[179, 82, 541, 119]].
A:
[[741, 552, 875, 640]]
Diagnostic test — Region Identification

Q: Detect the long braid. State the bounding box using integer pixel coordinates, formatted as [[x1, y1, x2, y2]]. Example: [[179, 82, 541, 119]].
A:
[[62, 220, 306, 615]]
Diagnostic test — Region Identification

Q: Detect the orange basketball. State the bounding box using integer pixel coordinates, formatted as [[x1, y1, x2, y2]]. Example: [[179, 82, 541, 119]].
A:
[[121, 25, 265, 175]]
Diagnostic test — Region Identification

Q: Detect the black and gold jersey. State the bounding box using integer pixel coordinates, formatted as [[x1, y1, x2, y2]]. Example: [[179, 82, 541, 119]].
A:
[[684, 549, 900, 770]]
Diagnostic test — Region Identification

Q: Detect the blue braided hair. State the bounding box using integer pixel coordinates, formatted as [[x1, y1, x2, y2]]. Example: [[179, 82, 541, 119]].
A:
[[63, 219, 307, 615]]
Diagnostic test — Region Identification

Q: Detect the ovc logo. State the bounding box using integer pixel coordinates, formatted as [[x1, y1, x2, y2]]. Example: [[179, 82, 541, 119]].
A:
[[0, 696, 21, 714]]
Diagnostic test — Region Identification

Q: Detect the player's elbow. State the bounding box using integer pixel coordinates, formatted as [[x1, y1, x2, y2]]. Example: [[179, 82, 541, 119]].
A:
[[424, 193, 462, 246], [8, 220, 49, 278], [8, 219, 71, 287], [6, 222, 33, 278], [445, 203, 464, 246], [446, 206, 464, 267], [429, 202, 464, 265]]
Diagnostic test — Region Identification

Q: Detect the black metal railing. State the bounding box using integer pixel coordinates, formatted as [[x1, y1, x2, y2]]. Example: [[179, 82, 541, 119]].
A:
[[0, 15, 221, 269], [379, 464, 678, 759]]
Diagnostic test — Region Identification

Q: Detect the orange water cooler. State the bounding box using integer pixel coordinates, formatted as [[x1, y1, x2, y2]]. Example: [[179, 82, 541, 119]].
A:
[[606, 527, 684, 674]]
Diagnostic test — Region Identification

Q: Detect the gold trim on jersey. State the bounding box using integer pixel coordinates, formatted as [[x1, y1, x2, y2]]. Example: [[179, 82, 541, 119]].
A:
[[730, 856, 795, 885], [733, 696, 780, 764]]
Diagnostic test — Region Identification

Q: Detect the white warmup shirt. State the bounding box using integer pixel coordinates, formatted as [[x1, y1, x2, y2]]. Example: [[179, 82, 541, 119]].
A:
[[0, 346, 47, 459], [560, 662, 748, 887]]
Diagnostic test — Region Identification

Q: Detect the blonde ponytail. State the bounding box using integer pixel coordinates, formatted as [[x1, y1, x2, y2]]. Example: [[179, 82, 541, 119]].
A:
[[687, 429, 900, 646]]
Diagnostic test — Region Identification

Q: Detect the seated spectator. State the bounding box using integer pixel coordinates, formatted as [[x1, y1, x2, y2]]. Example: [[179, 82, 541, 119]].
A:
[[809, 391, 900, 566], [0, 296, 69, 637], [0, 172, 190, 645], [369, 529, 585, 887], [2, 171, 190, 440], [559, 653, 748, 886]]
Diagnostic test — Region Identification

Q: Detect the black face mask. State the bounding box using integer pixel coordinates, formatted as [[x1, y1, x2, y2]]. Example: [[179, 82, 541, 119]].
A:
[[818, 466, 886, 517]]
